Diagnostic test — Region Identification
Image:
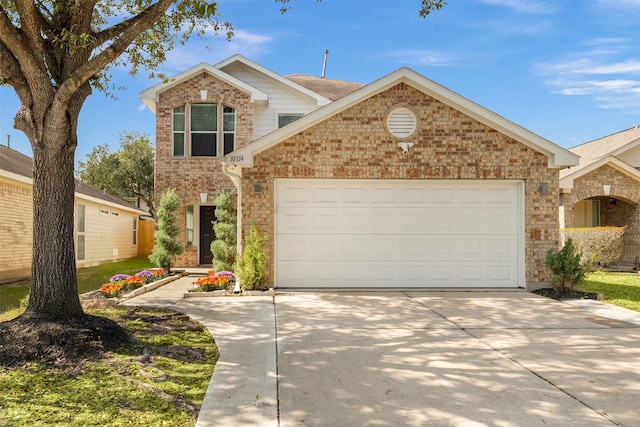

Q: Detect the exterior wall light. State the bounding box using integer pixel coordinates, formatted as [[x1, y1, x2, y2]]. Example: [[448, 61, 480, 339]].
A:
[[538, 182, 549, 195]]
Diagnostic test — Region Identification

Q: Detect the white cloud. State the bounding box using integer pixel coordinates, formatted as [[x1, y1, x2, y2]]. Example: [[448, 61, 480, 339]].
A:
[[388, 49, 453, 67], [161, 28, 274, 73], [476, 0, 560, 14]]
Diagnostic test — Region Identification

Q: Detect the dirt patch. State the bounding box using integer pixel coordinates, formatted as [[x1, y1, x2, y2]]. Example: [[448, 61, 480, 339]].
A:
[[0, 312, 129, 366]]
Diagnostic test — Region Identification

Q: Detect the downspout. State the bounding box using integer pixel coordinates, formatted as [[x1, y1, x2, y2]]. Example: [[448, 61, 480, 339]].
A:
[[222, 162, 243, 293]]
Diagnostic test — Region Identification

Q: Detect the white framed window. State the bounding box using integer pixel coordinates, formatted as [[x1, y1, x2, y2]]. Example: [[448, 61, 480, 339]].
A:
[[77, 204, 86, 261], [223, 105, 236, 155], [173, 105, 186, 157], [191, 103, 217, 157], [186, 205, 194, 246], [132, 217, 138, 245], [278, 113, 303, 128]]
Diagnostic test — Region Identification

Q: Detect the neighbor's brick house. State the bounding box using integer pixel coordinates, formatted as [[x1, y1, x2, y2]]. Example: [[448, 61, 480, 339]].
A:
[[560, 126, 640, 266], [142, 55, 578, 289]]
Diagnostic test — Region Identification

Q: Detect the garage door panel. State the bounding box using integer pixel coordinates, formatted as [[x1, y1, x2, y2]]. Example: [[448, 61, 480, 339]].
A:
[[276, 179, 522, 288]]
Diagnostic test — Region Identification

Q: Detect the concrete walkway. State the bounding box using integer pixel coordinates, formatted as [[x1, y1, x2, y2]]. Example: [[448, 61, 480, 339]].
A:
[[122, 276, 640, 427]]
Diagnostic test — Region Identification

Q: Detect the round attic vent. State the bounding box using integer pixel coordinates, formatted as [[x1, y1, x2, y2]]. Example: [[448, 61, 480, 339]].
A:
[[386, 107, 417, 138]]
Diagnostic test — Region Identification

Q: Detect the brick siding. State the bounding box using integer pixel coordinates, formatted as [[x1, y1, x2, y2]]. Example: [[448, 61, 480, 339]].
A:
[[0, 180, 33, 281], [154, 72, 253, 266], [563, 164, 640, 265], [240, 83, 559, 287]]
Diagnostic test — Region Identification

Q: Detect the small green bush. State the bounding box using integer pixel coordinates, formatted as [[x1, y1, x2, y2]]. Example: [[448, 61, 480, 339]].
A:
[[237, 224, 268, 291], [545, 238, 587, 292], [561, 226, 625, 270]]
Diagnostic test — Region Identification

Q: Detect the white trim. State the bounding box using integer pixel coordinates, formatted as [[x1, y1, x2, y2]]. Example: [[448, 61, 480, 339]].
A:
[[225, 67, 578, 169], [140, 63, 269, 114], [215, 54, 332, 106], [560, 155, 640, 190]]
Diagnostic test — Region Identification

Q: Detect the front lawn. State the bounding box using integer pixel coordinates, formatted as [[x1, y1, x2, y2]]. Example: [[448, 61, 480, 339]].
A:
[[0, 258, 155, 320], [0, 306, 217, 427], [579, 271, 640, 313]]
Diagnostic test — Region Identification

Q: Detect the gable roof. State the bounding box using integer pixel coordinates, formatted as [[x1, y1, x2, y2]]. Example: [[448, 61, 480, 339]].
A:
[[560, 126, 640, 185], [0, 144, 147, 214], [140, 62, 269, 114], [224, 67, 578, 169], [560, 155, 640, 190], [285, 74, 364, 100], [215, 54, 333, 106]]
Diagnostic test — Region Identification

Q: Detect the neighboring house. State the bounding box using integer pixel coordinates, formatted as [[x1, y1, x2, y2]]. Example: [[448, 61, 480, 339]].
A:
[[560, 126, 640, 266], [0, 144, 148, 282], [142, 54, 578, 290]]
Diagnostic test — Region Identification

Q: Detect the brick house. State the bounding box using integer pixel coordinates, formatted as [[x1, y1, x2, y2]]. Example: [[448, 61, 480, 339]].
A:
[[142, 55, 578, 289], [0, 144, 148, 282], [560, 126, 640, 266]]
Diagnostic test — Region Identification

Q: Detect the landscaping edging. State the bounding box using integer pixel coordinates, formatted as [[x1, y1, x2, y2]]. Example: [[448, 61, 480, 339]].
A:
[[183, 289, 275, 298], [79, 271, 187, 310]]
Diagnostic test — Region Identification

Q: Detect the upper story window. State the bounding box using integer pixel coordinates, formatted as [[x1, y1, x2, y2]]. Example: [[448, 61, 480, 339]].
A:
[[173, 105, 186, 157], [171, 102, 236, 158], [191, 103, 217, 157], [223, 106, 236, 155], [278, 113, 303, 128]]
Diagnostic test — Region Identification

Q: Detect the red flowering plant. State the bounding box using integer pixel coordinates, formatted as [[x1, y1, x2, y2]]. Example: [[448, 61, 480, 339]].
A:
[[99, 268, 169, 298], [189, 271, 235, 292]]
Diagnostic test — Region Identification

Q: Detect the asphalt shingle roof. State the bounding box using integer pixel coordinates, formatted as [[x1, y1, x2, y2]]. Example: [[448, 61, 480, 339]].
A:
[[285, 74, 364, 101], [0, 144, 145, 212]]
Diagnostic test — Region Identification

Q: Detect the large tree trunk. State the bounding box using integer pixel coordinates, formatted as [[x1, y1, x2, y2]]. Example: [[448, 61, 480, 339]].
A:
[[19, 87, 89, 318], [26, 142, 83, 317]]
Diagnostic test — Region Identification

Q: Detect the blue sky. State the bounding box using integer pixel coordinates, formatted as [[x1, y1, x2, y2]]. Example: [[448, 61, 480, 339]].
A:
[[1, 0, 640, 162]]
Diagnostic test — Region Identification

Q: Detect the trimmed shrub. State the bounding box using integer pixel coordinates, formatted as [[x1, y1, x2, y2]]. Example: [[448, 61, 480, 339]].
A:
[[149, 189, 184, 273], [562, 226, 625, 270], [545, 238, 587, 292], [210, 191, 237, 272], [237, 224, 268, 291]]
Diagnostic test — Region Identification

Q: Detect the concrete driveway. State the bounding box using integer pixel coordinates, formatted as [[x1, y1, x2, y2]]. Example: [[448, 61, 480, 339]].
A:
[[275, 291, 640, 427], [124, 280, 640, 426]]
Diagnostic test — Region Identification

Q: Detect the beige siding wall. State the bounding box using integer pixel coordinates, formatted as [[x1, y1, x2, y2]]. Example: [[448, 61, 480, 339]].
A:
[[76, 201, 139, 268], [0, 177, 33, 281], [240, 83, 559, 287]]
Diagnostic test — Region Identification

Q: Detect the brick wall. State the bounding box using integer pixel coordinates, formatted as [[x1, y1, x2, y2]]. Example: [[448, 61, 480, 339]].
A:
[[154, 72, 253, 266], [240, 83, 559, 287], [563, 164, 640, 265], [0, 179, 33, 282]]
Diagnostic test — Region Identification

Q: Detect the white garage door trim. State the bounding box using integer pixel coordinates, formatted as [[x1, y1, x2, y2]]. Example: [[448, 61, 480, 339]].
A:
[[275, 179, 525, 288]]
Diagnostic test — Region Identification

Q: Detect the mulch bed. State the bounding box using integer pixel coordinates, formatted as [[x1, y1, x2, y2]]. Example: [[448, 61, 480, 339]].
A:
[[532, 288, 600, 301]]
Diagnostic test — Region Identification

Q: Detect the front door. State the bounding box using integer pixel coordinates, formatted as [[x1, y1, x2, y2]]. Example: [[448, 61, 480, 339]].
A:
[[200, 206, 216, 265]]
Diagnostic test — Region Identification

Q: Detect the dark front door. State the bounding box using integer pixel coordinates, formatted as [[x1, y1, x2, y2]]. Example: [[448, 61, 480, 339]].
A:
[[200, 206, 216, 265]]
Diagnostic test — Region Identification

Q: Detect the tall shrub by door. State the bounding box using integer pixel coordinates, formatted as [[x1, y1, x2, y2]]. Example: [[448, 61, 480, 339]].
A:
[[149, 189, 184, 273], [210, 191, 237, 272]]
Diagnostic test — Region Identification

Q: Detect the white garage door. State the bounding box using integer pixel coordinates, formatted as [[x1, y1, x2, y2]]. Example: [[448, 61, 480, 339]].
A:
[[275, 179, 524, 288]]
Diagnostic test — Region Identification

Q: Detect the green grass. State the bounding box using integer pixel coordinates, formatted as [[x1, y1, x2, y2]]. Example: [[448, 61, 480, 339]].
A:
[[0, 307, 217, 427], [0, 258, 154, 316], [580, 271, 640, 312]]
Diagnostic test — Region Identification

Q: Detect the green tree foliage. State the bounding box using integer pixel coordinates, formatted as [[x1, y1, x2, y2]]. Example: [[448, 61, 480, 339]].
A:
[[77, 131, 156, 218], [237, 224, 268, 291], [149, 189, 184, 273], [545, 238, 587, 292], [210, 191, 237, 272], [0, 1, 231, 320]]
